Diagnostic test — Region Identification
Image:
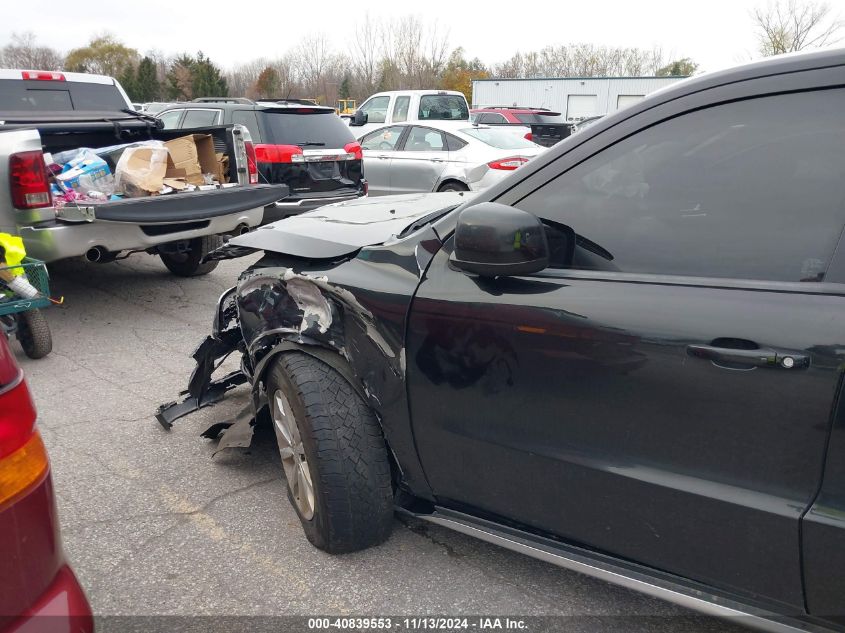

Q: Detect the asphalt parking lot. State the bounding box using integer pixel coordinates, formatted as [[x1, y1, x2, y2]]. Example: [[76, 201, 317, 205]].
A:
[[17, 253, 745, 632]]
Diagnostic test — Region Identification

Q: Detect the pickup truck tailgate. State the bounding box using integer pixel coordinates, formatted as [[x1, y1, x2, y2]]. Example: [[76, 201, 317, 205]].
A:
[[88, 184, 287, 223]]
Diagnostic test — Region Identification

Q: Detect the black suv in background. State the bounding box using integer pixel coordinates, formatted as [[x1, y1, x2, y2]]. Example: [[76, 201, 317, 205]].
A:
[[157, 98, 366, 223]]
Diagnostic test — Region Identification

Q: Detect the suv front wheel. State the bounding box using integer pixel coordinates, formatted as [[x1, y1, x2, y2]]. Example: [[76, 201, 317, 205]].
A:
[[266, 352, 394, 553]]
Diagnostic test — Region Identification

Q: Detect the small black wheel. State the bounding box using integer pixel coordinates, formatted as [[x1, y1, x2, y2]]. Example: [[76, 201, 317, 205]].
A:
[[159, 235, 222, 277], [17, 309, 52, 359], [266, 352, 394, 553], [438, 181, 469, 192]]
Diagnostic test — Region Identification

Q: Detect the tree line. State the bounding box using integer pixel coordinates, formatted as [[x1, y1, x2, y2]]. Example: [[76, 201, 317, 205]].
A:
[[1, 2, 840, 106]]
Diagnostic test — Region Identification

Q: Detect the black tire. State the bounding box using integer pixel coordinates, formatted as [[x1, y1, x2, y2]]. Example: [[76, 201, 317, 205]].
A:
[[438, 181, 469, 192], [266, 352, 394, 553], [159, 235, 222, 277], [17, 309, 52, 359]]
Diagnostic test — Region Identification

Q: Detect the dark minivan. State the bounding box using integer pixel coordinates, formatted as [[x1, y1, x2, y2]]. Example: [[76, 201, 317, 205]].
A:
[[157, 99, 366, 223]]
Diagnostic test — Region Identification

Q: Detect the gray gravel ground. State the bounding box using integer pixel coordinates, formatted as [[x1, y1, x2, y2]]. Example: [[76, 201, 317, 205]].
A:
[[15, 253, 747, 632]]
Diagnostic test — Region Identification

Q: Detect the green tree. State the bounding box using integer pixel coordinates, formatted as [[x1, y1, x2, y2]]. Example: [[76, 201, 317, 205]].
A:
[[191, 52, 228, 98], [65, 35, 138, 77], [339, 74, 352, 99], [133, 57, 160, 102], [656, 58, 699, 76], [119, 65, 137, 101], [253, 66, 281, 98]]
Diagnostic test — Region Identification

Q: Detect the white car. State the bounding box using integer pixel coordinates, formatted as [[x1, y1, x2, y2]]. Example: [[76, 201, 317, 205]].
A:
[[360, 121, 544, 196]]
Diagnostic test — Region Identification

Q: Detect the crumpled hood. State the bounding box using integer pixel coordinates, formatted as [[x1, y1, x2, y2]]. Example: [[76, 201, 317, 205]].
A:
[[228, 192, 471, 258]]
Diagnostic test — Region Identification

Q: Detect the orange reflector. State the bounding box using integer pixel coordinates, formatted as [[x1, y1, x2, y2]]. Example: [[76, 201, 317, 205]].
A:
[[516, 325, 546, 334], [0, 431, 49, 510]]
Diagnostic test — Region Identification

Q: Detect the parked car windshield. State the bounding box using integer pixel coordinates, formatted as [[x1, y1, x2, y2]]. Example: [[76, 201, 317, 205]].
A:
[[259, 110, 356, 147], [419, 95, 469, 121], [461, 127, 537, 149], [515, 112, 566, 124], [0, 79, 128, 111]]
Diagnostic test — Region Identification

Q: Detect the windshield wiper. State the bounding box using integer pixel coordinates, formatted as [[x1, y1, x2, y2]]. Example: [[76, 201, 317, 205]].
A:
[[295, 141, 326, 147]]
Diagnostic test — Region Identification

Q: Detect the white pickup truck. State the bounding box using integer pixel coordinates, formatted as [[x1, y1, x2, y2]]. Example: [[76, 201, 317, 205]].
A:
[[347, 90, 470, 138], [0, 70, 287, 276]]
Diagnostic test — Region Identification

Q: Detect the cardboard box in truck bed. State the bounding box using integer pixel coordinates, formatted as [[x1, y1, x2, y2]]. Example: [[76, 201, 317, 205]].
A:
[[164, 134, 223, 185]]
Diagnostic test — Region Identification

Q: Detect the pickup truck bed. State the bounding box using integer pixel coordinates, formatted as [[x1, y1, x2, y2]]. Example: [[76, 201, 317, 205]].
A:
[[2, 115, 286, 265]]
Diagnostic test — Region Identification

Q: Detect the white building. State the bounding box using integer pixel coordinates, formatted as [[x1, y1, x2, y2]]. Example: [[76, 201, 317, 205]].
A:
[[471, 76, 687, 121]]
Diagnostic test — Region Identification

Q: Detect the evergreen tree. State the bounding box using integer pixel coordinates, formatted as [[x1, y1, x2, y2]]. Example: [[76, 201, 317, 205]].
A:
[[134, 56, 161, 101], [339, 74, 352, 99], [191, 52, 228, 98], [118, 65, 137, 102]]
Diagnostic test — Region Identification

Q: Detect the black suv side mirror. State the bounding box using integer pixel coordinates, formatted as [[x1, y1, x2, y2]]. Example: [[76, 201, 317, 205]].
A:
[[450, 203, 549, 277], [351, 110, 368, 126]]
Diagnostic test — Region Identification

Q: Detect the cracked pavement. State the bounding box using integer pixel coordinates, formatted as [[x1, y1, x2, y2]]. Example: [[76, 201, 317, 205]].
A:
[[15, 253, 743, 631]]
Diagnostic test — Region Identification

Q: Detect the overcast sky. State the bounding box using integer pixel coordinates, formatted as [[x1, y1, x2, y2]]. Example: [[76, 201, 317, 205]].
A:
[[1, 0, 794, 74]]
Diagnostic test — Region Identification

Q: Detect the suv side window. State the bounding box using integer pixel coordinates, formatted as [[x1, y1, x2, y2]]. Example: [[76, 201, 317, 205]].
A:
[[158, 109, 183, 130], [478, 112, 506, 124], [519, 89, 845, 282], [359, 96, 390, 124], [181, 109, 220, 128], [232, 110, 261, 142], [392, 96, 411, 123]]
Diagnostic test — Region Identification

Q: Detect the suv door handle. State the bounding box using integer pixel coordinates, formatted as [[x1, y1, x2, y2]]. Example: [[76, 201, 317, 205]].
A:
[[686, 344, 810, 369], [430, 158, 444, 163]]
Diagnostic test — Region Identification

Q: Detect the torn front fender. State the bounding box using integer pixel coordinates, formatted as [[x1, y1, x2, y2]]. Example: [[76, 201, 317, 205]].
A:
[[155, 287, 246, 429]]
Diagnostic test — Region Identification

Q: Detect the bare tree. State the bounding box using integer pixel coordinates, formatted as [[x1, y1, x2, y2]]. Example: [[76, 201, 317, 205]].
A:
[[493, 44, 667, 78], [351, 14, 383, 96], [751, 0, 842, 56], [1, 32, 63, 70]]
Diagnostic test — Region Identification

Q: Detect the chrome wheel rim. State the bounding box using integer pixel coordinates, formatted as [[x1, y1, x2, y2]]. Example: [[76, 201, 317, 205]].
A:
[[272, 389, 315, 520]]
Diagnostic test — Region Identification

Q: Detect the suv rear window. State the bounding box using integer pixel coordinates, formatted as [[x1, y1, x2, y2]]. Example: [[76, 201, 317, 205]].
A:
[[419, 95, 469, 121], [258, 110, 355, 147], [515, 112, 566, 124], [0, 79, 128, 111]]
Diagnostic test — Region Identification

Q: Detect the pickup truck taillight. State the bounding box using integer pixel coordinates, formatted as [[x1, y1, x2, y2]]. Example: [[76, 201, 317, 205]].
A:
[[244, 141, 259, 184], [9, 151, 52, 209]]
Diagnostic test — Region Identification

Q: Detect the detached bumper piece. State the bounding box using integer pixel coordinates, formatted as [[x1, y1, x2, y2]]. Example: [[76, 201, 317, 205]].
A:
[[155, 335, 245, 429]]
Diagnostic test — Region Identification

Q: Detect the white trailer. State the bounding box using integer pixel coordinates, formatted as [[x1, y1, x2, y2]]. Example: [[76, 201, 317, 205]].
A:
[[472, 76, 687, 121]]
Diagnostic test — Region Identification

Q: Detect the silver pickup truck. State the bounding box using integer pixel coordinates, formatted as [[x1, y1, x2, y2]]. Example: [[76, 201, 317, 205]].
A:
[[0, 70, 287, 276]]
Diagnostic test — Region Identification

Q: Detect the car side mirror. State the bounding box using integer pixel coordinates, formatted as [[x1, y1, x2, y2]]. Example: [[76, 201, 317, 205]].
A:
[[351, 110, 368, 126], [450, 203, 549, 277]]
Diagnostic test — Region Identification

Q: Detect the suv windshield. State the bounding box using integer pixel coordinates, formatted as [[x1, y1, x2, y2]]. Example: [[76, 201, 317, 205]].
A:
[[419, 95, 469, 121], [515, 112, 566, 124], [461, 127, 537, 149], [259, 110, 355, 147], [0, 79, 128, 111]]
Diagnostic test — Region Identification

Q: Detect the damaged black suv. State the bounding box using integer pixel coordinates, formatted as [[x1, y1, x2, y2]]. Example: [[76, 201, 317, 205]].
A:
[[159, 50, 845, 631]]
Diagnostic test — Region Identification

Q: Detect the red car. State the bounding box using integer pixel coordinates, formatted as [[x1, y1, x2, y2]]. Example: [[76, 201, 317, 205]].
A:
[[0, 334, 92, 633], [469, 107, 572, 147]]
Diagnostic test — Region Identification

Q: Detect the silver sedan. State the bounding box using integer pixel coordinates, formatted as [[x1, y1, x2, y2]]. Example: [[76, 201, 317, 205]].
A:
[[359, 121, 543, 196]]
